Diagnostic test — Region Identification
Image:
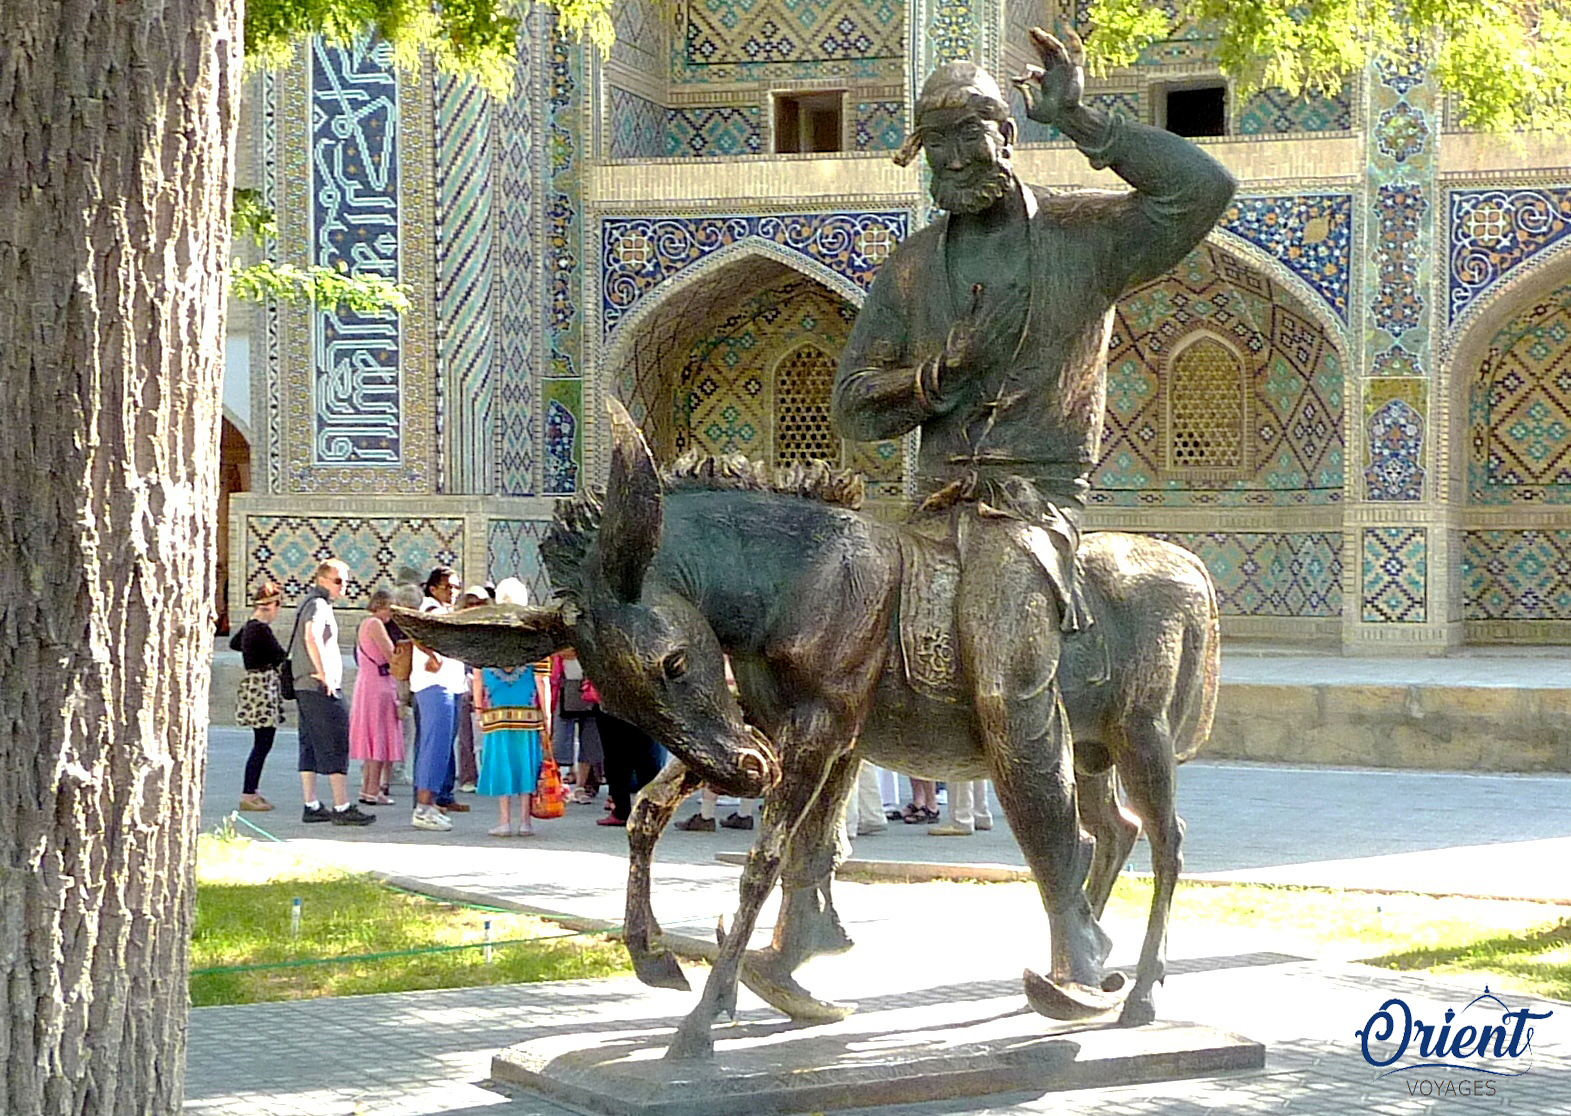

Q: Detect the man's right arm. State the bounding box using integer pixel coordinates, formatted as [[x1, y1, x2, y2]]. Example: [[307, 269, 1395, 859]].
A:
[[833, 263, 945, 443], [303, 603, 328, 687]]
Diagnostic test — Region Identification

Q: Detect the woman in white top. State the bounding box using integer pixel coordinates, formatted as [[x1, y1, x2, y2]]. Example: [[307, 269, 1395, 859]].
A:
[[410, 566, 468, 831]]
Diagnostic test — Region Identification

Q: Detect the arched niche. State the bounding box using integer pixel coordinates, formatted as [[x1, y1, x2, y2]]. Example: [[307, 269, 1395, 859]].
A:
[[1098, 240, 1346, 506], [218, 415, 251, 635], [593, 244, 904, 498]]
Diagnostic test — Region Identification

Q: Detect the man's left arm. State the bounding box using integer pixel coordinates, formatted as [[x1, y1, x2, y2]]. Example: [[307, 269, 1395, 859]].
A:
[[1017, 28, 1235, 294]]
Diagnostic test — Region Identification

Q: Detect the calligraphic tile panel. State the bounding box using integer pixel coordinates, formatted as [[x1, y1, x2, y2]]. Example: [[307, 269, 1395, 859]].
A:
[[311, 37, 402, 466]]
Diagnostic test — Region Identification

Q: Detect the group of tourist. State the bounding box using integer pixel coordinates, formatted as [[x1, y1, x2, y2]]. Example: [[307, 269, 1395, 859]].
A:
[[231, 559, 663, 834]]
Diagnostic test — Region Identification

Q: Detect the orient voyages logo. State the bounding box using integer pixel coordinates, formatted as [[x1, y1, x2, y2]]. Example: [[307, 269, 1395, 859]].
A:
[[1355, 985, 1554, 1094]]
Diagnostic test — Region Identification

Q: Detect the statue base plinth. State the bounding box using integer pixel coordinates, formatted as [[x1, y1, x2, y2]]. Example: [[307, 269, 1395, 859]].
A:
[[490, 996, 1264, 1116]]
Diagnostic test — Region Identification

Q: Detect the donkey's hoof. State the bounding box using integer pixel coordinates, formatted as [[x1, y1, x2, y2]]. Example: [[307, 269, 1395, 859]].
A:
[[1100, 970, 1128, 993], [1023, 968, 1127, 1021], [1117, 992, 1158, 1028], [663, 1026, 715, 1061], [741, 952, 855, 1023], [632, 948, 691, 992]]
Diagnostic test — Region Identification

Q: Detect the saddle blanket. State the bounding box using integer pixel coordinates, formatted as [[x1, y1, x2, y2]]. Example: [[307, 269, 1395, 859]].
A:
[[894, 527, 1109, 704]]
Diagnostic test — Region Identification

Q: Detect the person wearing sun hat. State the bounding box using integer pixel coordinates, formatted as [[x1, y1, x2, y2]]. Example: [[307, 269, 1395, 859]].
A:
[[231, 580, 288, 811]]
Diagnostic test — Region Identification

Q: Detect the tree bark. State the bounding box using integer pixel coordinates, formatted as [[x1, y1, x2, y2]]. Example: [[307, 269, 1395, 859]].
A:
[[0, 1, 239, 1112]]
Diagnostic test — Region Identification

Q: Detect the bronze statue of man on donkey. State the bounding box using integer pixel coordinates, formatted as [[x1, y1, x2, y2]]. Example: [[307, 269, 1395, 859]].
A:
[[832, 28, 1234, 1019], [399, 24, 1235, 1060]]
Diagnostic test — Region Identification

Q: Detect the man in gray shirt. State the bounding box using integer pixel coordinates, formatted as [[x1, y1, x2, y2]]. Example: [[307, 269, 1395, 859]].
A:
[[291, 558, 375, 825]]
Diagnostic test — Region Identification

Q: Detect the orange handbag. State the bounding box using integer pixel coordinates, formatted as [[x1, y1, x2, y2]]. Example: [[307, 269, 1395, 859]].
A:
[[531, 757, 567, 819]]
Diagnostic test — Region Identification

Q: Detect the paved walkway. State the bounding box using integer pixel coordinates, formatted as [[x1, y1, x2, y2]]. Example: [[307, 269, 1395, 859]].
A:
[[186, 726, 1571, 1116]]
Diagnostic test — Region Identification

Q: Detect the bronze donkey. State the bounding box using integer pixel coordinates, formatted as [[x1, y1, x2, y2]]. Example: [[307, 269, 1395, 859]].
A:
[[399, 400, 1219, 1059]]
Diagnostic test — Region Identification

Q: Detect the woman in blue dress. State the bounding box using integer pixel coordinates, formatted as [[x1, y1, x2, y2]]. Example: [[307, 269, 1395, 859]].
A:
[[475, 662, 551, 836], [474, 578, 553, 836]]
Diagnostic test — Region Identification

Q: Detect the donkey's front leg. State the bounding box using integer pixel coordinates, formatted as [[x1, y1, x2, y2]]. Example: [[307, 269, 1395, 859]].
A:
[[664, 738, 850, 1061], [626, 758, 704, 990]]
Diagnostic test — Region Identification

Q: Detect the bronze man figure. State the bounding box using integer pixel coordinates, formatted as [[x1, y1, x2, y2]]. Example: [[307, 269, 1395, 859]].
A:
[[833, 29, 1235, 1008]]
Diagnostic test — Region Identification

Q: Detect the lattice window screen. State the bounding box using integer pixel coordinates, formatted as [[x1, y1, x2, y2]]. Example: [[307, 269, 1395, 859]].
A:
[[775, 344, 838, 465], [1168, 337, 1245, 470]]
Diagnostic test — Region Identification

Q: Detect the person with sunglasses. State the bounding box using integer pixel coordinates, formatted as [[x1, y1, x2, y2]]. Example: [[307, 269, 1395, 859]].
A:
[[291, 558, 375, 826]]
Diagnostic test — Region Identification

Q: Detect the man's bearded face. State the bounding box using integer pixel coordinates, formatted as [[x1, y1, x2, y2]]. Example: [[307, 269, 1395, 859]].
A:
[[921, 106, 1014, 215]]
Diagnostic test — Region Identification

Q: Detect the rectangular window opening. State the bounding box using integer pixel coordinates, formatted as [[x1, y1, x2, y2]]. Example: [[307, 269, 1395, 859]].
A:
[[775, 92, 844, 154], [1161, 84, 1227, 138]]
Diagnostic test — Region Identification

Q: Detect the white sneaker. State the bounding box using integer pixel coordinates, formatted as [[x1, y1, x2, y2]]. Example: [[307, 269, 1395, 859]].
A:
[[412, 806, 451, 832]]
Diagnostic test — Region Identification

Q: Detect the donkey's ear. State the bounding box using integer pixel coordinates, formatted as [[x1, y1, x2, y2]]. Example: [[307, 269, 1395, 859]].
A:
[[596, 397, 663, 603], [392, 601, 576, 668]]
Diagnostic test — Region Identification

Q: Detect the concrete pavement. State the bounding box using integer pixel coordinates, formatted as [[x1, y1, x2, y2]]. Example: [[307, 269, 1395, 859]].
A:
[[185, 726, 1571, 1116]]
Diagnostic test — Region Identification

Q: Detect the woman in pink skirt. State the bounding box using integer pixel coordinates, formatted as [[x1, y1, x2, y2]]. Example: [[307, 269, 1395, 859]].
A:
[[350, 587, 404, 804]]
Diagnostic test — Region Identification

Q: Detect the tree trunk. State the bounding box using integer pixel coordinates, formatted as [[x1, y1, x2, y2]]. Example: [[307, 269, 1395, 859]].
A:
[[0, 1, 239, 1112]]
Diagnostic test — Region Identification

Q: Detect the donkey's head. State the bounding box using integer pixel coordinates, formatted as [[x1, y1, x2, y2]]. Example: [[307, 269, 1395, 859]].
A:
[[396, 399, 780, 799]]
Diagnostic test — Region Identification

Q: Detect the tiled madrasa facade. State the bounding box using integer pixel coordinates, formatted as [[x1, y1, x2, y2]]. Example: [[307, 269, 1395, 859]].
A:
[[224, 0, 1571, 652]]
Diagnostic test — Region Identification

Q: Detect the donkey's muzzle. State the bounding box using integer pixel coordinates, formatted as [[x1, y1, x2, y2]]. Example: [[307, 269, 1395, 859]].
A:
[[736, 725, 782, 796]]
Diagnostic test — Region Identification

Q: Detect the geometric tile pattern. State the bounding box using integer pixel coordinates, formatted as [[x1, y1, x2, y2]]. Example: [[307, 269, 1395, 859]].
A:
[[1468, 285, 1571, 502], [310, 38, 402, 466], [853, 100, 904, 151], [1219, 194, 1353, 323], [261, 67, 283, 493], [245, 516, 465, 607], [1236, 85, 1354, 134], [609, 88, 666, 158], [1361, 527, 1427, 623], [1363, 54, 1437, 365], [666, 105, 762, 156], [927, 0, 980, 68], [1462, 529, 1571, 620], [494, 19, 538, 494], [547, 24, 583, 488], [679, 0, 903, 82], [1449, 186, 1571, 326], [542, 378, 581, 494], [1371, 181, 1428, 338], [601, 210, 909, 337], [1151, 532, 1343, 617], [434, 71, 495, 493], [609, 0, 663, 78], [1364, 395, 1425, 501], [1011, 88, 1141, 145], [487, 519, 553, 603], [1094, 243, 1345, 506]]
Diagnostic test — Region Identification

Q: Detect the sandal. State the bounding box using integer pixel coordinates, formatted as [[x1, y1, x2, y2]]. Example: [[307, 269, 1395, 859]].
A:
[[358, 795, 380, 806], [899, 803, 922, 824]]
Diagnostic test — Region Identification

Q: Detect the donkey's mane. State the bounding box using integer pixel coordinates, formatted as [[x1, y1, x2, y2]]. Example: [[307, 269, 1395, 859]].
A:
[[541, 450, 865, 596], [663, 450, 864, 509]]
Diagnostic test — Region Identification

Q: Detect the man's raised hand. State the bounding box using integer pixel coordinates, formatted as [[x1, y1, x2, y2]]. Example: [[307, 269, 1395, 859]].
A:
[[1013, 26, 1085, 127]]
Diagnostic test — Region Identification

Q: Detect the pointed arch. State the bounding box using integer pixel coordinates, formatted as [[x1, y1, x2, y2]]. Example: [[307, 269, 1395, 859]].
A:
[[588, 238, 867, 477], [1209, 227, 1352, 353]]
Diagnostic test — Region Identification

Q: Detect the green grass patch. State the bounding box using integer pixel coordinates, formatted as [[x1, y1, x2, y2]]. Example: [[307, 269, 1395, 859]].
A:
[[1098, 875, 1571, 1002], [191, 834, 630, 1006]]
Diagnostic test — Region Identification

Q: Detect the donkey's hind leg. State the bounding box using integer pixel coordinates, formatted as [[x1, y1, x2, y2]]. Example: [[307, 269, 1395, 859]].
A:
[[626, 758, 705, 990], [1078, 761, 1142, 919], [1112, 714, 1184, 1027], [739, 751, 861, 1023]]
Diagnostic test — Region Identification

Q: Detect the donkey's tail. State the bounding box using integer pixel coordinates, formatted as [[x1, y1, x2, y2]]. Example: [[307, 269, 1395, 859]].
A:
[[1172, 552, 1221, 765]]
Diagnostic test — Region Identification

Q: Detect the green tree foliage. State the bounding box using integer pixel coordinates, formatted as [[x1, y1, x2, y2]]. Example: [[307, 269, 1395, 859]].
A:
[[1083, 0, 1571, 132], [231, 188, 412, 314], [245, 0, 613, 96], [233, 0, 615, 313]]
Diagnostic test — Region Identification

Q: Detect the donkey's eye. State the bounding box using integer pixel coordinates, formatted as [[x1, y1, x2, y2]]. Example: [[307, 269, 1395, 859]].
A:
[[661, 650, 688, 680]]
